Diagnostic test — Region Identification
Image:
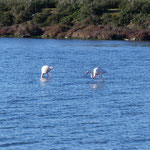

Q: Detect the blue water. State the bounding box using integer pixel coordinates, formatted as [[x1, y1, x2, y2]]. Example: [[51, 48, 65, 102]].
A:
[[0, 38, 150, 150]]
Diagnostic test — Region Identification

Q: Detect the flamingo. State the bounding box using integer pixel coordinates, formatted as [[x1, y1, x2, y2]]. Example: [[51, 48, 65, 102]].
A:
[[86, 67, 107, 83], [41, 65, 54, 78]]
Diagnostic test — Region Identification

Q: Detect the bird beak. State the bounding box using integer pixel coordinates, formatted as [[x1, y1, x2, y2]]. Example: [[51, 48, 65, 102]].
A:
[[85, 71, 89, 76], [50, 67, 54, 70]]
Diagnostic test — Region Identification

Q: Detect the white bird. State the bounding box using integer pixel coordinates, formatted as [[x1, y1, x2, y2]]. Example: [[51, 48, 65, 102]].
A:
[[41, 65, 54, 78], [86, 67, 107, 83]]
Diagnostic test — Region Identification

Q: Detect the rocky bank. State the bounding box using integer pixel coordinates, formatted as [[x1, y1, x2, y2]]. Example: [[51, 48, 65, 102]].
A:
[[0, 23, 150, 41]]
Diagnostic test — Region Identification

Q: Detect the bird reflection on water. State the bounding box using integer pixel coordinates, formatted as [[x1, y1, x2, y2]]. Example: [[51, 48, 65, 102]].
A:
[[88, 81, 104, 90], [40, 76, 52, 86], [91, 83, 100, 89]]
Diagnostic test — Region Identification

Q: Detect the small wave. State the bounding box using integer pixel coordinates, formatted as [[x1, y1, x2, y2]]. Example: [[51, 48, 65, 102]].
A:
[[0, 140, 39, 148]]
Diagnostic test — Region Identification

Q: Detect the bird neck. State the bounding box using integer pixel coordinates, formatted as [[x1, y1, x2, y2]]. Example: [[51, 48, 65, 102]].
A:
[[91, 72, 95, 79]]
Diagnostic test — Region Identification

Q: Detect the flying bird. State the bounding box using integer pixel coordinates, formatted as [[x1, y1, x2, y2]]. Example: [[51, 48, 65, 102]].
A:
[[86, 67, 107, 83], [41, 65, 54, 78]]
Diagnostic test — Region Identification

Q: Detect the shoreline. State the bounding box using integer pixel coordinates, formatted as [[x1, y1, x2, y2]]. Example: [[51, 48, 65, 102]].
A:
[[0, 23, 150, 42]]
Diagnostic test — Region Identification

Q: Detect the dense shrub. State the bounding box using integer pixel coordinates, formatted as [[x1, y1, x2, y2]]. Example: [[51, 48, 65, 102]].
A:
[[130, 14, 150, 29], [118, 0, 150, 25], [32, 9, 52, 26], [0, 2, 9, 11], [0, 12, 14, 26], [0, 0, 150, 30]]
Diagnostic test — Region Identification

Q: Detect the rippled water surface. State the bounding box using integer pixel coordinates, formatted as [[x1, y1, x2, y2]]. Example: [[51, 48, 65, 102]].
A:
[[0, 38, 150, 150]]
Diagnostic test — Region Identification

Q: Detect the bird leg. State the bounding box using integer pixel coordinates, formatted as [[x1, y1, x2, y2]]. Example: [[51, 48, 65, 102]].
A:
[[102, 75, 104, 83], [49, 72, 52, 78], [98, 74, 100, 83]]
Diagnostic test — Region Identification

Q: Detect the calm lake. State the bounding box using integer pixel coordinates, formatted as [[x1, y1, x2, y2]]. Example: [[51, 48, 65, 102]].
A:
[[0, 38, 150, 150]]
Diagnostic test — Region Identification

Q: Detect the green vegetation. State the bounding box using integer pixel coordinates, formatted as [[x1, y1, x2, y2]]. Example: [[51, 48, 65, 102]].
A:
[[0, 0, 150, 40], [0, 0, 150, 29]]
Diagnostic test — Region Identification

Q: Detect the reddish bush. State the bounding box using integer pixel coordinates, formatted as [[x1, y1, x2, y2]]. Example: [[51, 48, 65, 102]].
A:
[[43, 24, 70, 38], [0, 22, 150, 41]]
